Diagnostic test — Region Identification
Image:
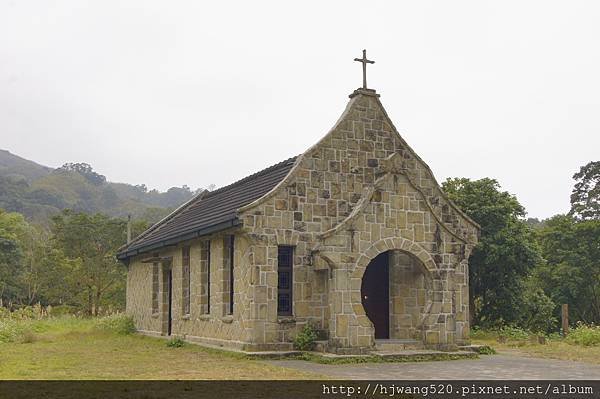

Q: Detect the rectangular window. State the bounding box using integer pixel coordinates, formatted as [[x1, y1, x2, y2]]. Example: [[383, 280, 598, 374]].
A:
[[226, 235, 235, 315], [207, 241, 211, 314], [277, 246, 294, 316], [182, 245, 191, 316], [152, 261, 159, 314], [200, 240, 211, 314]]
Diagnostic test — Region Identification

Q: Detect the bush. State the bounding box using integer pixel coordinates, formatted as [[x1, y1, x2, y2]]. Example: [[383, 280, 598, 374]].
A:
[[0, 305, 50, 320], [546, 332, 562, 341], [0, 307, 10, 319], [166, 337, 185, 348], [0, 319, 27, 343], [94, 314, 135, 335], [477, 345, 497, 355], [9, 306, 35, 320], [470, 326, 487, 340], [293, 323, 318, 351], [566, 323, 600, 347], [498, 325, 530, 341], [518, 284, 558, 333]]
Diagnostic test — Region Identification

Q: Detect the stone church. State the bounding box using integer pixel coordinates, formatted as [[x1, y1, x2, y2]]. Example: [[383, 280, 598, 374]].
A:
[[117, 54, 479, 354]]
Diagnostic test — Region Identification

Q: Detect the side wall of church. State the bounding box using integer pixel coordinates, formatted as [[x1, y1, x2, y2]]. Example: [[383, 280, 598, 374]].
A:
[[126, 230, 271, 350], [126, 261, 161, 334]]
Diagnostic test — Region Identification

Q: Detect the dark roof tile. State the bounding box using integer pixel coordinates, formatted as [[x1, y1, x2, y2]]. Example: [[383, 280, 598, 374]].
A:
[[117, 156, 297, 259]]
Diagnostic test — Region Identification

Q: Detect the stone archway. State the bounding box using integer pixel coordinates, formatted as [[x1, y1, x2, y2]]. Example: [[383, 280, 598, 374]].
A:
[[351, 237, 436, 344]]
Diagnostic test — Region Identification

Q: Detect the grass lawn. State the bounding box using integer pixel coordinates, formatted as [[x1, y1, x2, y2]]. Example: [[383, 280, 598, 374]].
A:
[[0, 318, 321, 380], [472, 331, 600, 364]]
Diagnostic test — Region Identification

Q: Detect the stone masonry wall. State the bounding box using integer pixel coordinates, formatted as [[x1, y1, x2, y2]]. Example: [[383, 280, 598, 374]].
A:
[[389, 250, 432, 341], [126, 230, 263, 350], [237, 90, 479, 353], [126, 261, 161, 334]]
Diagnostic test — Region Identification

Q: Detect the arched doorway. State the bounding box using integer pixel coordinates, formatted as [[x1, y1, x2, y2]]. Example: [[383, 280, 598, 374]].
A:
[[361, 251, 390, 339], [360, 249, 433, 341]]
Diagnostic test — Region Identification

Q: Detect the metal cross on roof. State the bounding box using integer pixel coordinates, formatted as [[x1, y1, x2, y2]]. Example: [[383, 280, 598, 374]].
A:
[[354, 49, 375, 89]]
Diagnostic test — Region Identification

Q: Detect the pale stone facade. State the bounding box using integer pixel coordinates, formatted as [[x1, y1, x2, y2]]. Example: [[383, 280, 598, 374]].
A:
[[124, 88, 479, 354]]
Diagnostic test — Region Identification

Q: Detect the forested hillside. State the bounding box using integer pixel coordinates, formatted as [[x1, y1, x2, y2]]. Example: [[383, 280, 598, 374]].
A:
[[0, 150, 196, 224]]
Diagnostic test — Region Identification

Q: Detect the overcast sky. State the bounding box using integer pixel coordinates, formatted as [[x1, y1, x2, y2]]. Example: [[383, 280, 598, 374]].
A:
[[1, 1, 599, 219]]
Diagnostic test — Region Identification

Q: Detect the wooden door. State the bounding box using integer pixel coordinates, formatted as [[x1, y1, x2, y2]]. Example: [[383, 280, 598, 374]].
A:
[[361, 252, 390, 339]]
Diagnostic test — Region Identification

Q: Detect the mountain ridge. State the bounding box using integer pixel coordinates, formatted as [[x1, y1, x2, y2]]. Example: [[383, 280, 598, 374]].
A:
[[0, 149, 197, 224]]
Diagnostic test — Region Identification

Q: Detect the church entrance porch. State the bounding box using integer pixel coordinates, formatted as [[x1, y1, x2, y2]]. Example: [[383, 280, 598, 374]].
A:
[[360, 249, 433, 347]]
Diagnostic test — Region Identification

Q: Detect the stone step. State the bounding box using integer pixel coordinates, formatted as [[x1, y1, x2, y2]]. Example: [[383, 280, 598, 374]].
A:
[[375, 339, 424, 351], [313, 340, 329, 353]]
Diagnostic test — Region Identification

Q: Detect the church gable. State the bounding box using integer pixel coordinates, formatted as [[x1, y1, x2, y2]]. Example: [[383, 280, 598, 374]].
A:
[[239, 89, 478, 249], [235, 87, 479, 350]]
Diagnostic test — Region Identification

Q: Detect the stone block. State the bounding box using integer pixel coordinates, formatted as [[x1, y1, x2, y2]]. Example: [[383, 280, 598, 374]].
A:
[[357, 335, 371, 347], [253, 246, 267, 265], [414, 225, 424, 242], [295, 301, 309, 317], [255, 286, 268, 303], [407, 212, 424, 224], [336, 315, 349, 337], [266, 272, 277, 287], [357, 314, 371, 327], [442, 302, 452, 313], [393, 297, 404, 312], [352, 303, 365, 316], [426, 331, 440, 345]]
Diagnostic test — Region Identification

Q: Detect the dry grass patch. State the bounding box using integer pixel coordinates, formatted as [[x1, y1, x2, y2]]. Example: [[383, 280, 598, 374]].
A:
[[471, 329, 600, 365], [0, 317, 321, 380]]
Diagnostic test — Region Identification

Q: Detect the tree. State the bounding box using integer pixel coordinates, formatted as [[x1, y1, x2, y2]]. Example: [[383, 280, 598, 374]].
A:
[[535, 215, 600, 324], [570, 161, 600, 220], [518, 275, 557, 333], [57, 163, 107, 186], [15, 224, 76, 307], [51, 210, 127, 315], [0, 209, 28, 307], [0, 208, 73, 307], [443, 178, 541, 328]]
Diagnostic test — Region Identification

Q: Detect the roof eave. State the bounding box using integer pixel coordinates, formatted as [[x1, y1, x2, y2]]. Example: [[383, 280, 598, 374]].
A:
[[116, 218, 242, 261]]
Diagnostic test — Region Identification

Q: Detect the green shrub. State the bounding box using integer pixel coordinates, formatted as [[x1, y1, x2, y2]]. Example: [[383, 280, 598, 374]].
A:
[[0, 307, 10, 319], [546, 332, 562, 341], [469, 327, 488, 340], [498, 326, 530, 341], [10, 307, 35, 320], [94, 314, 135, 335], [0, 319, 26, 343], [166, 337, 185, 348], [566, 323, 600, 347], [477, 345, 497, 355], [518, 284, 558, 333], [0, 305, 50, 321], [293, 323, 318, 351]]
